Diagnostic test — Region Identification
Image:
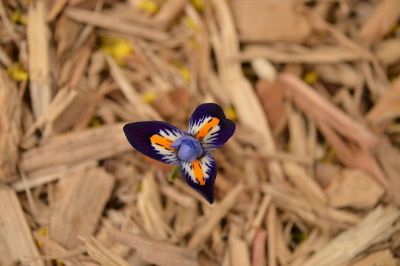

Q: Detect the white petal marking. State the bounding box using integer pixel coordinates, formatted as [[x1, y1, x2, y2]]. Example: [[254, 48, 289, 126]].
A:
[[180, 154, 214, 185], [151, 129, 183, 164], [188, 116, 221, 149]]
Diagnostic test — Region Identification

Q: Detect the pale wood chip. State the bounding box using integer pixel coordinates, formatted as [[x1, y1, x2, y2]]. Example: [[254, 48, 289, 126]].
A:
[[315, 63, 362, 88], [367, 78, 400, 126], [153, 0, 187, 28], [317, 121, 389, 191], [107, 229, 198, 266], [0, 45, 12, 67], [83, 237, 129, 266], [47, 0, 68, 22], [210, 0, 283, 182], [290, 230, 329, 266], [288, 109, 307, 157], [280, 74, 389, 190], [65, 7, 169, 41], [32, 231, 84, 265], [280, 73, 377, 148], [304, 206, 400, 266], [50, 167, 114, 248], [325, 169, 384, 209], [283, 162, 328, 205], [12, 161, 96, 192], [251, 229, 266, 266], [21, 123, 128, 173], [262, 184, 360, 228], [267, 204, 277, 266], [374, 38, 400, 66], [231, 0, 311, 43], [351, 249, 397, 266], [0, 69, 21, 181], [251, 58, 277, 82], [241, 45, 370, 63], [376, 138, 400, 206], [188, 183, 244, 249], [315, 163, 341, 189], [137, 172, 171, 240], [256, 80, 286, 134], [229, 235, 251, 266], [106, 55, 161, 120], [246, 194, 272, 242], [360, 0, 400, 45], [0, 185, 44, 266], [28, 0, 51, 119]]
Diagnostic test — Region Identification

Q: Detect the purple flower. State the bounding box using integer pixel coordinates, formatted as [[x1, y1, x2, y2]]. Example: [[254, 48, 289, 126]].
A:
[[123, 103, 236, 203]]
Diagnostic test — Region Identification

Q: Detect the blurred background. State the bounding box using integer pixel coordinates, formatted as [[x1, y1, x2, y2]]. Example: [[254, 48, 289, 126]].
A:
[[0, 0, 400, 265]]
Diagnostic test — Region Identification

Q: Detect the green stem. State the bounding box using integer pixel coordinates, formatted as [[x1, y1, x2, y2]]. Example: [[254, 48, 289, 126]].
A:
[[168, 166, 180, 183]]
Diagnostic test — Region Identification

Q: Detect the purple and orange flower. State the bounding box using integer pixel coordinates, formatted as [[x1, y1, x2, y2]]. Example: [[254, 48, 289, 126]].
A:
[[123, 103, 236, 203]]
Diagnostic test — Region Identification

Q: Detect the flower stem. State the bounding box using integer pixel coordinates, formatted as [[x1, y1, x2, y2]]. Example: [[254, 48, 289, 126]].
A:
[[168, 166, 180, 183]]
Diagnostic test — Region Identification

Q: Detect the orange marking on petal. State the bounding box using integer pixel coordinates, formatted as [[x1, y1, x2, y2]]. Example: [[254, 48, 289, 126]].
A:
[[192, 160, 205, 185], [150, 134, 174, 149], [196, 117, 219, 140]]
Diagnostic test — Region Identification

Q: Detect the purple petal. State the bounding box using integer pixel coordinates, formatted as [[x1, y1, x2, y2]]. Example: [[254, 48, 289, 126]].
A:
[[187, 103, 236, 150], [179, 153, 216, 203], [123, 121, 184, 164]]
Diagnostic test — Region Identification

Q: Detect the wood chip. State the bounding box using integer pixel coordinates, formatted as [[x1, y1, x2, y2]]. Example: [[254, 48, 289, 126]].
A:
[[351, 249, 397, 266], [137, 172, 170, 240], [21, 123, 128, 173], [0, 185, 44, 266], [0, 69, 21, 181], [376, 138, 400, 206], [83, 236, 129, 266], [107, 229, 198, 266], [28, 0, 51, 118], [106, 55, 161, 120], [153, 0, 187, 28], [267, 204, 277, 266], [188, 183, 244, 249], [252, 229, 266, 266], [280, 73, 377, 148], [241, 45, 370, 63], [231, 0, 311, 43], [374, 38, 400, 66], [283, 162, 328, 205], [314, 63, 362, 88], [65, 7, 169, 41], [360, 0, 400, 45], [210, 0, 284, 183], [367, 78, 400, 126], [304, 206, 400, 266], [256, 79, 286, 134], [50, 167, 114, 248], [229, 236, 251, 266], [325, 169, 384, 209]]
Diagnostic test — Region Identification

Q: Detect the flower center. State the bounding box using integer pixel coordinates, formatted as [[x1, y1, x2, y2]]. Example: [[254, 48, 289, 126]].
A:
[[171, 135, 203, 162]]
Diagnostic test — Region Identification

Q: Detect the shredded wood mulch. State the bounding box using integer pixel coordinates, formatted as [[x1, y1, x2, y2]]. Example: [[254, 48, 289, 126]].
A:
[[0, 0, 400, 265]]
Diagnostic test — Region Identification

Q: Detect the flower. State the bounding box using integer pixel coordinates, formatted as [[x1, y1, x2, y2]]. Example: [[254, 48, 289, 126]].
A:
[[123, 103, 236, 203]]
